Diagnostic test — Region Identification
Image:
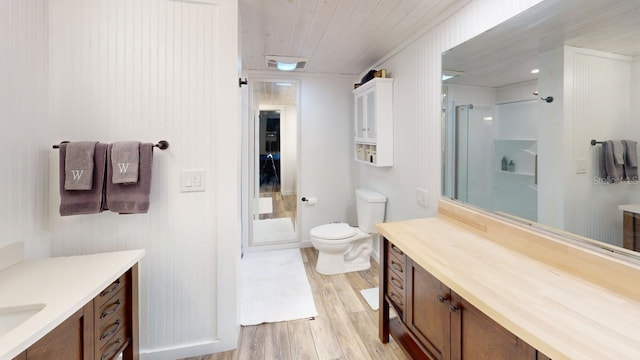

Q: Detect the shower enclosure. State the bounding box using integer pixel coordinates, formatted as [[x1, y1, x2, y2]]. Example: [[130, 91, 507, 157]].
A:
[[445, 101, 538, 222]]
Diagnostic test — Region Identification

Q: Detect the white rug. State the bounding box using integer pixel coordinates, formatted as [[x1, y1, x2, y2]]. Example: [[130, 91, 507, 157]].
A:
[[258, 197, 273, 214], [360, 287, 379, 311], [240, 249, 318, 326], [253, 217, 296, 243]]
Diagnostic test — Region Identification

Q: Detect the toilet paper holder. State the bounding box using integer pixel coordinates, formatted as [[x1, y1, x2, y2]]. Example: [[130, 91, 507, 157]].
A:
[[301, 197, 317, 205]]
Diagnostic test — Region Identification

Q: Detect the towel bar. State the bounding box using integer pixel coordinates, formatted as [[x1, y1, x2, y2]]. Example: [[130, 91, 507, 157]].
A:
[[53, 140, 170, 150], [591, 139, 604, 146]]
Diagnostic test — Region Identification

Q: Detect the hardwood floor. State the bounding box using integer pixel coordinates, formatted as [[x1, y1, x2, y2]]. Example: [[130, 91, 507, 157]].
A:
[[182, 248, 409, 360]]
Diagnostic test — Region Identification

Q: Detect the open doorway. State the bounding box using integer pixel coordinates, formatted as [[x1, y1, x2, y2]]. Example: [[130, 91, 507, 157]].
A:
[[249, 80, 299, 247]]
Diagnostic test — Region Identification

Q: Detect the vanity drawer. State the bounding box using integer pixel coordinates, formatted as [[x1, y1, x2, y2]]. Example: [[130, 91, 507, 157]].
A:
[[95, 286, 128, 331], [386, 242, 406, 280], [386, 279, 405, 315], [96, 272, 128, 309], [385, 241, 407, 315], [98, 326, 129, 360], [96, 305, 128, 350]]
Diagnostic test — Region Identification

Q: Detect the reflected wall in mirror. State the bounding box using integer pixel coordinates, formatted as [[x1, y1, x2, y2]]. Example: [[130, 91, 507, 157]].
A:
[[442, 0, 640, 254]]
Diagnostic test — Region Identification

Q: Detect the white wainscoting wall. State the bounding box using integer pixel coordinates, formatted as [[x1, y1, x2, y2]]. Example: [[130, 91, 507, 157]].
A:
[[0, 0, 51, 258], [47, 0, 239, 358]]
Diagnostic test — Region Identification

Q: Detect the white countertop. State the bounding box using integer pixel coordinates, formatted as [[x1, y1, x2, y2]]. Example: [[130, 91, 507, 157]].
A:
[[619, 204, 640, 214], [0, 250, 145, 360]]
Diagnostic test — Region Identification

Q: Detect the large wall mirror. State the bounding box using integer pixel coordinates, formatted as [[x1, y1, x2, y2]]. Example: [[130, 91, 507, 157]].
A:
[[442, 0, 640, 258]]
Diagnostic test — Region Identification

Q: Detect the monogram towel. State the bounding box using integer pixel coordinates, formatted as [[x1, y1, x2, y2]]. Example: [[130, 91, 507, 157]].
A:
[[105, 143, 153, 214], [59, 142, 107, 216], [64, 141, 97, 190], [111, 141, 140, 184]]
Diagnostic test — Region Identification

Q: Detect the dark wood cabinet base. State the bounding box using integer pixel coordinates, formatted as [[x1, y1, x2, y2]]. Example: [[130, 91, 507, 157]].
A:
[[380, 237, 550, 360]]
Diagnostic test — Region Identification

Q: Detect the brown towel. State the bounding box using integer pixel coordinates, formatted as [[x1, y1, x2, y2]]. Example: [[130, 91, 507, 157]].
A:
[[105, 143, 153, 214], [59, 143, 107, 216]]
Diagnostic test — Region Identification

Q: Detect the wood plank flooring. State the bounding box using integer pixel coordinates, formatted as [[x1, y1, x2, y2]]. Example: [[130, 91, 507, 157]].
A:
[[182, 248, 409, 360]]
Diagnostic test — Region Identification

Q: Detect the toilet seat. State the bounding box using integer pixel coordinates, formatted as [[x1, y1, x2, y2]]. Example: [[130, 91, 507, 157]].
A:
[[310, 223, 356, 240]]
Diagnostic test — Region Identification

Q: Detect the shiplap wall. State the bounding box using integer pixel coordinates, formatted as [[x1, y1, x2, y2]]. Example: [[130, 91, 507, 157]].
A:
[[47, 0, 239, 357], [0, 0, 50, 257], [356, 0, 544, 225]]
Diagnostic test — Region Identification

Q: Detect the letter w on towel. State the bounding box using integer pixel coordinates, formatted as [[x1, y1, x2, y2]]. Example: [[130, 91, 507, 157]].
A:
[[64, 141, 97, 190], [111, 141, 140, 184]]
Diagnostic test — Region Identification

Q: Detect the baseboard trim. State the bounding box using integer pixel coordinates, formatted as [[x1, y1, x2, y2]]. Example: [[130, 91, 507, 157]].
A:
[[140, 340, 225, 360]]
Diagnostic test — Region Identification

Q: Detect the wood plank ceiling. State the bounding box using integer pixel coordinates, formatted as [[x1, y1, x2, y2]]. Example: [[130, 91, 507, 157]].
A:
[[443, 0, 640, 88], [239, 0, 470, 76]]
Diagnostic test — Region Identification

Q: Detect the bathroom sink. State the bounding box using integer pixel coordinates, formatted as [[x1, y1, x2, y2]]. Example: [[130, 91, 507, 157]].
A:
[[0, 304, 46, 338]]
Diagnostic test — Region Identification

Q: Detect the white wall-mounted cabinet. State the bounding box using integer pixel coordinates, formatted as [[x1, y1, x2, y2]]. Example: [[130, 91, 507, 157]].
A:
[[354, 78, 393, 166]]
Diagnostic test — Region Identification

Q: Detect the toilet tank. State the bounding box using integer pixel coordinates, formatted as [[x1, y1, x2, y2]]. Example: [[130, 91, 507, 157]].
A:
[[355, 189, 387, 233]]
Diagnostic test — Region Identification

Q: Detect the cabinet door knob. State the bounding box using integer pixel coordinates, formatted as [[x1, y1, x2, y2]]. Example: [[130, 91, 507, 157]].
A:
[[449, 303, 460, 312], [437, 294, 449, 303]]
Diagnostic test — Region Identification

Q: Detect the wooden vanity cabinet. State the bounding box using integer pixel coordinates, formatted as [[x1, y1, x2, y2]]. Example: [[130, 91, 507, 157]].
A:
[[14, 264, 139, 360], [381, 238, 549, 360], [622, 211, 640, 251]]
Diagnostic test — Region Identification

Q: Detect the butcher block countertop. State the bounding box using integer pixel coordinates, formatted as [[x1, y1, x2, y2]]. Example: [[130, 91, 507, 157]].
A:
[[376, 200, 640, 360], [0, 249, 144, 359]]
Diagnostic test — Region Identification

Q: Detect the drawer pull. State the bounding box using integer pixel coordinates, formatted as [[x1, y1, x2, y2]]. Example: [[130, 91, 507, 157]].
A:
[[437, 294, 450, 303], [390, 244, 404, 255], [101, 337, 122, 360], [390, 260, 403, 273], [391, 276, 403, 290], [100, 300, 122, 319], [100, 320, 121, 340], [390, 292, 403, 306], [100, 279, 121, 297]]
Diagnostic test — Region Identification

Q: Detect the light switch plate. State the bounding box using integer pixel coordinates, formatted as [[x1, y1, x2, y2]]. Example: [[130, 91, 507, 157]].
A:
[[416, 188, 429, 208], [181, 169, 207, 192], [575, 158, 587, 174]]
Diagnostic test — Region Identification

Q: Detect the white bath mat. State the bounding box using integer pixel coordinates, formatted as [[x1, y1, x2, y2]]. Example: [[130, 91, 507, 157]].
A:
[[258, 197, 273, 214], [253, 217, 296, 244], [240, 249, 318, 325], [360, 287, 379, 310]]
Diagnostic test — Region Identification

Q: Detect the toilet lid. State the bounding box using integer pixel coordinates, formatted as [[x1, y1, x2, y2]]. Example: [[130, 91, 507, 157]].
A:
[[310, 223, 356, 240]]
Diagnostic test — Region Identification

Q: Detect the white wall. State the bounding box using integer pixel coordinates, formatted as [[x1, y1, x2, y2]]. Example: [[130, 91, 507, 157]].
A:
[[0, 0, 51, 258], [281, 104, 297, 195], [358, 0, 544, 226], [297, 75, 356, 240], [47, 0, 239, 358]]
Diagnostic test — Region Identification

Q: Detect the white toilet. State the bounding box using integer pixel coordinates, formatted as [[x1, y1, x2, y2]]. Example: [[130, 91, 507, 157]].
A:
[[310, 189, 387, 275]]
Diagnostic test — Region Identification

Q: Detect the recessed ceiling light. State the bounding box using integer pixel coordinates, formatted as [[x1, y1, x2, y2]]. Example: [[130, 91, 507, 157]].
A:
[[531, 68, 540, 74]]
